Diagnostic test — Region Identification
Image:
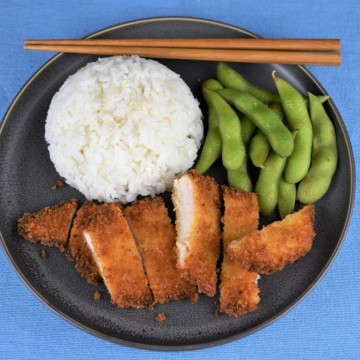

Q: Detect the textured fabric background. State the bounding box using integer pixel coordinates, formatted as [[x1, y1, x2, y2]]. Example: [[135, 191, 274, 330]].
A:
[[0, 1, 359, 359]]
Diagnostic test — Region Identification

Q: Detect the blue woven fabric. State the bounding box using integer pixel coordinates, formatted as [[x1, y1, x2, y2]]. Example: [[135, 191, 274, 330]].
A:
[[1, 1, 359, 359]]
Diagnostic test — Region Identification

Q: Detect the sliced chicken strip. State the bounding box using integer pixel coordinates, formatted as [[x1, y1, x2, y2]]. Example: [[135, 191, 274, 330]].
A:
[[228, 205, 315, 274], [125, 197, 198, 304], [219, 187, 260, 317], [67, 202, 101, 285], [83, 203, 152, 308], [18, 199, 77, 251], [172, 170, 221, 297]]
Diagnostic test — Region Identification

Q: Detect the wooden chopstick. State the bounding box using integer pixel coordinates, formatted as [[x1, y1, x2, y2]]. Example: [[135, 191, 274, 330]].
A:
[[24, 38, 341, 51], [23, 39, 342, 66]]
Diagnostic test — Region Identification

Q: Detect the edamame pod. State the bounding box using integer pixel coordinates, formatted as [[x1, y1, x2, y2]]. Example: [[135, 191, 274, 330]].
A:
[[195, 80, 223, 173], [305, 95, 330, 108], [255, 151, 287, 216], [249, 102, 283, 168], [218, 88, 294, 158], [273, 72, 313, 183], [227, 115, 254, 192], [195, 107, 222, 174], [227, 161, 253, 192], [249, 131, 270, 168], [241, 116, 257, 145], [202, 78, 224, 92], [269, 102, 284, 121], [217, 62, 329, 105], [277, 176, 296, 219], [297, 93, 338, 204], [203, 88, 246, 171], [217, 62, 280, 104]]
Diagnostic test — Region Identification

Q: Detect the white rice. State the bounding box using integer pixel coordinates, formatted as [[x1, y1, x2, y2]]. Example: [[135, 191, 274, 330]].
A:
[[45, 56, 203, 203]]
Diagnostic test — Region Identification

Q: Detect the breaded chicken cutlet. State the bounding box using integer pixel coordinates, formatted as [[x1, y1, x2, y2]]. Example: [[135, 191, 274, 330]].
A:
[[67, 202, 101, 285], [124, 197, 198, 305], [219, 187, 260, 317], [228, 205, 316, 274], [172, 170, 221, 297], [82, 203, 152, 308], [18, 199, 77, 251]]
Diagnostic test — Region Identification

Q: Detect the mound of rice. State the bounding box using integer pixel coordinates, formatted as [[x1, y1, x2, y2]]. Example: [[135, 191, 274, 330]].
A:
[[45, 56, 203, 203]]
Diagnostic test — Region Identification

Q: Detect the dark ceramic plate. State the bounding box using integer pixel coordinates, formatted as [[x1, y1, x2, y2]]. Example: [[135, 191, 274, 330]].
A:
[[0, 17, 355, 350]]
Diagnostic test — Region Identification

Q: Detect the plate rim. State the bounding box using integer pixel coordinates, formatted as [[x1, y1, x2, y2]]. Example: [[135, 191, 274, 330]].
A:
[[0, 16, 356, 351]]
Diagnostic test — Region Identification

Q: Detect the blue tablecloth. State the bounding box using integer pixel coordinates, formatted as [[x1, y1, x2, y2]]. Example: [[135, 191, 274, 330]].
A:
[[1, 1, 359, 359]]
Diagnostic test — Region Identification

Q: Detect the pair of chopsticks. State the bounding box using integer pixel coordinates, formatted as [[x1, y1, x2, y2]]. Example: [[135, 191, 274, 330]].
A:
[[24, 38, 341, 66]]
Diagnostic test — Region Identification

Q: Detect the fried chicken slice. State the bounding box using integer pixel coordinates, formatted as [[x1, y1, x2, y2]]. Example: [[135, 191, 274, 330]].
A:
[[83, 203, 152, 308], [172, 170, 221, 297], [124, 197, 198, 304], [67, 202, 101, 285], [219, 187, 260, 317], [228, 205, 316, 274], [18, 199, 77, 251]]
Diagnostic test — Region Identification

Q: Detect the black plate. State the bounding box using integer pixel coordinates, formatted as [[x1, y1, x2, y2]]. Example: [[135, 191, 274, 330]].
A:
[[0, 17, 355, 350]]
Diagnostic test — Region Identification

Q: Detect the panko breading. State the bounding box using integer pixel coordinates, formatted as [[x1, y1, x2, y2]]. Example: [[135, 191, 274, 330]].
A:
[[124, 197, 198, 304], [219, 187, 260, 317], [18, 199, 77, 251], [82, 203, 152, 308], [228, 205, 316, 274], [67, 202, 101, 285], [172, 170, 221, 297]]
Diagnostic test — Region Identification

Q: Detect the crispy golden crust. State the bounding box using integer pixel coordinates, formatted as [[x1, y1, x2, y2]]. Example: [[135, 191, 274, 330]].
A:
[[124, 197, 198, 304], [228, 205, 316, 274], [172, 169, 221, 297], [83, 204, 152, 308], [219, 187, 260, 317], [221, 187, 260, 247], [67, 202, 101, 285], [18, 199, 77, 251]]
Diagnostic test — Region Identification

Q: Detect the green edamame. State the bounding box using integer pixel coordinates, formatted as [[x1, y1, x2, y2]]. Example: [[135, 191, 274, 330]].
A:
[[195, 80, 223, 174], [202, 78, 224, 92], [227, 115, 254, 192], [195, 106, 221, 174], [249, 102, 283, 168], [241, 116, 257, 144], [273, 72, 313, 183], [269, 102, 284, 121], [203, 88, 246, 171], [305, 95, 330, 108], [217, 62, 329, 105], [297, 93, 338, 204], [217, 62, 280, 104], [255, 151, 287, 216], [277, 176, 296, 219], [227, 161, 253, 192], [218, 88, 294, 158], [249, 131, 270, 168]]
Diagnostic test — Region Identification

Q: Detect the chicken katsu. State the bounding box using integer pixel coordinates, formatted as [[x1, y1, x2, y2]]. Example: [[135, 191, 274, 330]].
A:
[[228, 205, 316, 274], [219, 187, 260, 317], [67, 202, 101, 285], [82, 203, 153, 308], [18, 199, 77, 251], [124, 197, 198, 304], [16, 171, 317, 316], [172, 169, 221, 297]]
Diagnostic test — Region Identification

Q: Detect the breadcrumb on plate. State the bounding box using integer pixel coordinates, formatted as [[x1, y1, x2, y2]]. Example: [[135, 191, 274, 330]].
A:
[[93, 290, 102, 301], [155, 313, 167, 322]]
